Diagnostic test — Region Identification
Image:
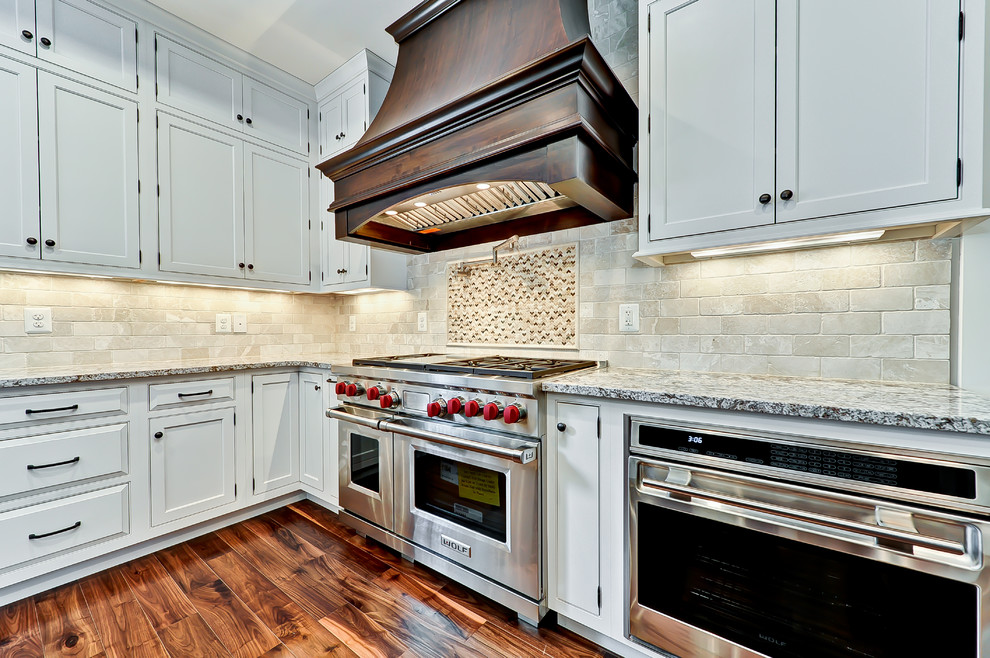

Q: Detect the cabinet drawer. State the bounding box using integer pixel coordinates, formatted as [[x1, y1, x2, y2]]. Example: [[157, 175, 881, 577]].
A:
[[0, 388, 128, 427], [0, 424, 127, 499], [0, 484, 128, 572], [149, 378, 234, 410]]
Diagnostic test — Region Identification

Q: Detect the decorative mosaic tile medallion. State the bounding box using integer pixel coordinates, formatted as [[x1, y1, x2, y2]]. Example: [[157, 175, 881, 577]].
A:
[[447, 244, 577, 347]]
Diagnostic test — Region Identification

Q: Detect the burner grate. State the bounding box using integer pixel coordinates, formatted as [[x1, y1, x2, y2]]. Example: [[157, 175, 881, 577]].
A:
[[427, 356, 596, 379]]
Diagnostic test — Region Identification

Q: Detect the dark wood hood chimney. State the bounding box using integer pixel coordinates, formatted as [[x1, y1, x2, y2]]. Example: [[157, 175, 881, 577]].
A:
[[316, 0, 638, 253]]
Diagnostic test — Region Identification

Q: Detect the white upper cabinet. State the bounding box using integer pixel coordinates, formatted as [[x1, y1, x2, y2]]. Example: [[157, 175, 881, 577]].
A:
[[38, 72, 139, 268], [244, 144, 310, 285], [243, 77, 309, 155], [158, 112, 244, 278], [0, 56, 39, 260], [35, 0, 137, 92], [0, 0, 36, 56], [648, 0, 776, 240], [640, 0, 968, 261], [775, 0, 960, 223], [156, 36, 242, 133], [156, 35, 310, 155]]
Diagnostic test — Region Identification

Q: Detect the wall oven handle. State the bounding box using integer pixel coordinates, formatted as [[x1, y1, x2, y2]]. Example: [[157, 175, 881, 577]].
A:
[[640, 477, 967, 556], [380, 420, 537, 465], [326, 407, 384, 431]]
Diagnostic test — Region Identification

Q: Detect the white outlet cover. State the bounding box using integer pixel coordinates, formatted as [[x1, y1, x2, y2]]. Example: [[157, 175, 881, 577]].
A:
[[216, 313, 232, 334], [619, 303, 640, 333], [349, 315, 357, 332], [417, 312, 428, 332], [232, 313, 247, 333], [24, 307, 53, 334]]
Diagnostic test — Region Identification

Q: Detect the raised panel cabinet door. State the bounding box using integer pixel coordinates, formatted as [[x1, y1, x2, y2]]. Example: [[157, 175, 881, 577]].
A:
[[0, 56, 40, 260], [252, 373, 299, 494], [243, 145, 310, 285], [156, 35, 242, 132], [150, 408, 235, 526], [647, 0, 775, 240], [38, 72, 140, 268], [243, 77, 309, 154], [298, 372, 325, 491], [158, 113, 245, 278], [343, 243, 369, 285], [35, 0, 137, 92], [775, 0, 960, 223], [340, 79, 367, 151], [0, 0, 36, 56], [551, 401, 601, 616]]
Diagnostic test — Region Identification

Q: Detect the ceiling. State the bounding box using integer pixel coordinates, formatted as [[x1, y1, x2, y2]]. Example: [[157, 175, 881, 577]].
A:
[[145, 0, 424, 84]]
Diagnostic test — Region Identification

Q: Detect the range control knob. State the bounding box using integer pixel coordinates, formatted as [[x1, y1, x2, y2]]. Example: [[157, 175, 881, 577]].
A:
[[380, 393, 400, 409], [503, 403, 527, 424], [427, 398, 447, 418], [334, 381, 348, 395], [367, 385, 386, 401], [464, 399, 484, 418], [345, 383, 365, 397], [447, 397, 465, 415], [483, 402, 504, 421]]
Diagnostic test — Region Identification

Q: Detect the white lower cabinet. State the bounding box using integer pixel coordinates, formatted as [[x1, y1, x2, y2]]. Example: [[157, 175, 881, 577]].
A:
[[298, 371, 326, 492], [548, 400, 605, 629], [252, 373, 299, 494], [150, 407, 235, 526]]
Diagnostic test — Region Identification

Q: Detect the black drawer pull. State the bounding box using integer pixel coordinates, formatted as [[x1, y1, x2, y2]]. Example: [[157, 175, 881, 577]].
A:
[[177, 390, 213, 398], [25, 404, 79, 415], [27, 457, 80, 471], [29, 521, 81, 540]]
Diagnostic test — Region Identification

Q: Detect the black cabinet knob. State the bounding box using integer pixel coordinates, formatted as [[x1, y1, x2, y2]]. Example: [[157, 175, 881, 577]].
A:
[[26, 237, 37, 245], [335, 134, 341, 141], [154, 431, 164, 439], [39, 36, 51, 47], [247, 263, 254, 270], [556, 422, 566, 432], [22, 30, 33, 40], [44, 239, 55, 247], [238, 262, 245, 269], [245, 117, 252, 125], [780, 189, 794, 201], [236, 114, 243, 121], [340, 132, 345, 139], [315, 385, 321, 391], [759, 193, 772, 205]]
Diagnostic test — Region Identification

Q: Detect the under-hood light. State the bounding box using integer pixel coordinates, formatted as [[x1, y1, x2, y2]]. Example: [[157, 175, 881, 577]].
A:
[[689, 230, 886, 259]]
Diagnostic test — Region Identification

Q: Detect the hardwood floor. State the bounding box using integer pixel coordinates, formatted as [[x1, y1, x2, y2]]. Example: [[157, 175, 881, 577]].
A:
[[0, 501, 614, 657]]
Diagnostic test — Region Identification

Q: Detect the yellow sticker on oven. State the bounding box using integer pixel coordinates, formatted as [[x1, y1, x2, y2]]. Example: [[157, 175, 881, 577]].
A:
[[457, 465, 500, 506]]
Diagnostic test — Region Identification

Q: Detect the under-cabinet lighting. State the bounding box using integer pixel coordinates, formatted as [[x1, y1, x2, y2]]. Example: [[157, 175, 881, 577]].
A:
[[336, 287, 387, 295], [689, 230, 886, 259]]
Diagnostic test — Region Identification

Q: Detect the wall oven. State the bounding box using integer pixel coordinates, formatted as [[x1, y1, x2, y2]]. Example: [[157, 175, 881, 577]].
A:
[[628, 418, 990, 658]]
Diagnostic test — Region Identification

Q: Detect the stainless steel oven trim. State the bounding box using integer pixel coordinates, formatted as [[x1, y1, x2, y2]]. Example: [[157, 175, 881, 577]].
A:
[[629, 416, 990, 515], [628, 455, 990, 658], [381, 419, 537, 464], [336, 406, 395, 532]]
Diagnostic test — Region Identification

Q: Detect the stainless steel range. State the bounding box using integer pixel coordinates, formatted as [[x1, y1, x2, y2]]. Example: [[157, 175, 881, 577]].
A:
[[326, 353, 599, 625]]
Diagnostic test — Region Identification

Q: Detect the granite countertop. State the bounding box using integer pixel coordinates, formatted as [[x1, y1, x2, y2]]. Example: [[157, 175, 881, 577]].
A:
[[0, 354, 355, 389], [543, 367, 990, 435]]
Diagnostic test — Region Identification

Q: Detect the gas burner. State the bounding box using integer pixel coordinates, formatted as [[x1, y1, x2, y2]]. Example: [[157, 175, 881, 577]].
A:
[[427, 356, 597, 379]]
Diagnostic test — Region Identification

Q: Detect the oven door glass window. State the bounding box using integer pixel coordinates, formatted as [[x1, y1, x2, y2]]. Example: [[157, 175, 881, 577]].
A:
[[637, 504, 977, 658], [414, 453, 507, 542], [350, 433, 381, 493]]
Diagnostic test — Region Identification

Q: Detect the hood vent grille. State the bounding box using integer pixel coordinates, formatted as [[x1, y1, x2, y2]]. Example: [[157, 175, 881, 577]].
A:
[[381, 182, 570, 234]]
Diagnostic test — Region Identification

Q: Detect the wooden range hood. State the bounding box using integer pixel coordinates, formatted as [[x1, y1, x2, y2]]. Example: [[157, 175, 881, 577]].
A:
[[316, 0, 638, 254]]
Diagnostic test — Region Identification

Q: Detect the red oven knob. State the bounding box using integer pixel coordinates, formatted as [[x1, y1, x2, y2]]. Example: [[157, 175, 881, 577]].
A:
[[334, 381, 348, 395], [465, 399, 483, 417], [427, 399, 447, 418], [483, 402, 504, 421], [447, 397, 465, 415], [503, 403, 526, 424], [345, 383, 364, 397], [380, 393, 400, 409], [367, 385, 386, 401]]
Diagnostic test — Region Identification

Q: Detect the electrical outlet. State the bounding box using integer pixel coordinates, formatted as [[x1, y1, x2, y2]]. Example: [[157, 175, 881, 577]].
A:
[[216, 313, 232, 334], [349, 315, 356, 332], [232, 313, 247, 333], [417, 312, 428, 332], [24, 307, 52, 335], [619, 303, 640, 333]]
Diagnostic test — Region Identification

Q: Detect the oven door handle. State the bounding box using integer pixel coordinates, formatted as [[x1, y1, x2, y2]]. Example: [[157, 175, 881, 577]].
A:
[[381, 420, 537, 465], [326, 407, 386, 432], [640, 477, 967, 556]]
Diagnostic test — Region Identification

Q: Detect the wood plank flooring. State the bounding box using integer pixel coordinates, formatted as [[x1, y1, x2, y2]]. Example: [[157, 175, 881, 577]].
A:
[[0, 501, 614, 658]]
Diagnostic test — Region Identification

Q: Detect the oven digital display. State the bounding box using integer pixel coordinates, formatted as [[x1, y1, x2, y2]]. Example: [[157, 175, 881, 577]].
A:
[[637, 425, 977, 499]]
